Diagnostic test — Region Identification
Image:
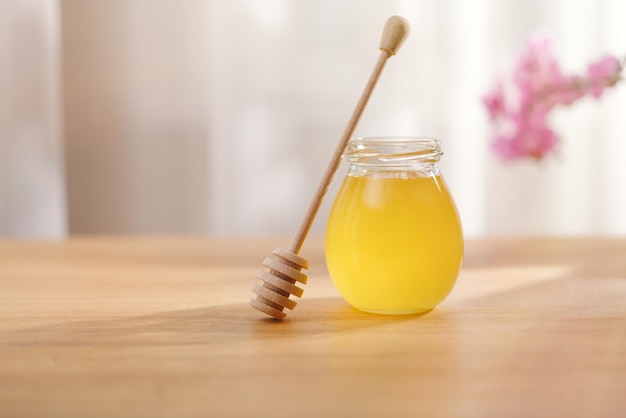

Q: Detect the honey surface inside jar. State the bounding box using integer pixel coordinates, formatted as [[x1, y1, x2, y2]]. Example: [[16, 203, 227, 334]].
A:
[[325, 173, 463, 314]]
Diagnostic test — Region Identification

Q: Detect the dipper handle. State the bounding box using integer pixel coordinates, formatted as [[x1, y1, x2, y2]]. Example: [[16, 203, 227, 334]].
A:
[[289, 15, 411, 254], [252, 16, 411, 320]]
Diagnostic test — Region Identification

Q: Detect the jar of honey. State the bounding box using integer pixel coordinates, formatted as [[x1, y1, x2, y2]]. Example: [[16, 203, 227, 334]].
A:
[[325, 137, 463, 315]]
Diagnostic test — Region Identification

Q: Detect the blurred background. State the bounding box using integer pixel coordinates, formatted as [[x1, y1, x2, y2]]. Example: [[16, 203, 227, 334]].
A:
[[1, 0, 625, 239]]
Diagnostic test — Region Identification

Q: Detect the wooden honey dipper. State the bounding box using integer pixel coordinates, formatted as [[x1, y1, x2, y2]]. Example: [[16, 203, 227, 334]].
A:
[[251, 15, 411, 320]]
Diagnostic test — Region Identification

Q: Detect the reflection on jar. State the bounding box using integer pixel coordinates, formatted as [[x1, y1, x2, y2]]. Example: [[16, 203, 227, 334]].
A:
[[325, 137, 463, 315]]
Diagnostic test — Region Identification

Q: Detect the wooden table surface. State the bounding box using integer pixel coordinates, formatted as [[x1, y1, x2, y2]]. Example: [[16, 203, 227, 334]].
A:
[[1, 236, 625, 418]]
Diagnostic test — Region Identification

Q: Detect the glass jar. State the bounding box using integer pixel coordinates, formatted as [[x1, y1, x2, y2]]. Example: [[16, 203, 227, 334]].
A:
[[325, 137, 463, 315]]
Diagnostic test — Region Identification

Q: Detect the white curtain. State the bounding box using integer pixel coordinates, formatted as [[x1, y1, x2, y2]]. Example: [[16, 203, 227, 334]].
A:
[[1, 0, 625, 238], [0, 0, 66, 237]]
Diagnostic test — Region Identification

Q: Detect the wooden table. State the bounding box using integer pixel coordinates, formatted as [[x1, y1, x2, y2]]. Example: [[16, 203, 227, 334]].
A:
[[1, 236, 625, 418]]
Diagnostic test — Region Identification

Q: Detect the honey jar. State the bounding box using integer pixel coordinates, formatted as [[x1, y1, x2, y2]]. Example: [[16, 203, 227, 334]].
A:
[[325, 137, 463, 314]]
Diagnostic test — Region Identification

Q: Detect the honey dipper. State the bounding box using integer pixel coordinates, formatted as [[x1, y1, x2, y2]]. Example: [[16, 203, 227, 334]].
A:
[[251, 15, 411, 320]]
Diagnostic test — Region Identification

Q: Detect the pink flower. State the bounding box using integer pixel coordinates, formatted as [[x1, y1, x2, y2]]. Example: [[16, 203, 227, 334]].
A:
[[551, 75, 586, 105], [492, 118, 558, 161], [483, 33, 623, 162], [482, 80, 506, 120], [513, 34, 566, 104], [585, 56, 622, 98]]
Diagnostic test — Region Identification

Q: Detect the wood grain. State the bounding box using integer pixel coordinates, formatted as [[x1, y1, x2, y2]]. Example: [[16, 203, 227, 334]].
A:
[[1, 236, 625, 418]]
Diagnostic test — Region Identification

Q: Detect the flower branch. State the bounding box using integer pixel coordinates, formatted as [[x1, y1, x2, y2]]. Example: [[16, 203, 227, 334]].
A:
[[483, 34, 623, 161]]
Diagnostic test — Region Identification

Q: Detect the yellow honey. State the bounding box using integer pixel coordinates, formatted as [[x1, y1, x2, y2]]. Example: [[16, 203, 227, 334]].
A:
[[325, 138, 463, 314]]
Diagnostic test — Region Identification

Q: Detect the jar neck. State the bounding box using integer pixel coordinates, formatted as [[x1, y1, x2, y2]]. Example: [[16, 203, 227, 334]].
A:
[[345, 137, 443, 177]]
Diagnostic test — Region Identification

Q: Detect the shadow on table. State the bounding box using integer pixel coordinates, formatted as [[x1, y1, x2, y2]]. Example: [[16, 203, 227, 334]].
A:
[[3, 270, 625, 350], [1, 296, 439, 348]]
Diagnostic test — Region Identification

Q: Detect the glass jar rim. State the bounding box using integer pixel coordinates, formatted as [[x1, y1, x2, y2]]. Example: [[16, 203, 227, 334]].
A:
[[353, 136, 441, 144], [345, 136, 443, 166]]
